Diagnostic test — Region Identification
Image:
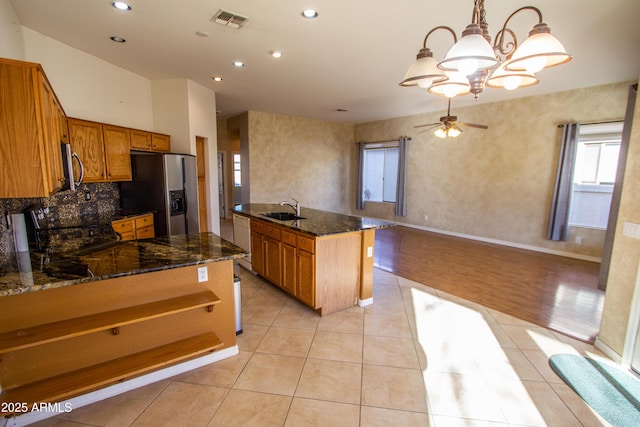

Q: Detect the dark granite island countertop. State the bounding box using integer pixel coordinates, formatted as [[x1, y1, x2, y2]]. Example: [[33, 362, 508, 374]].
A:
[[0, 232, 248, 297], [232, 203, 395, 235]]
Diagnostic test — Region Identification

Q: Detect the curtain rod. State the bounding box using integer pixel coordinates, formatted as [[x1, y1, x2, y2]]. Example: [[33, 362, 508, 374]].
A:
[[556, 119, 624, 128], [356, 137, 411, 144]]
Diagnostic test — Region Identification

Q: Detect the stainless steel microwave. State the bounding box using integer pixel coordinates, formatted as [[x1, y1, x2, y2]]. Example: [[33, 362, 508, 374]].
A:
[[61, 142, 84, 191]]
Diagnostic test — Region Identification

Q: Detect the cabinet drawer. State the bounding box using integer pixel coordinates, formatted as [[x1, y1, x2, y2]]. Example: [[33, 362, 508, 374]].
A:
[[282, 230, 297, 246], [297, 234, 315, 253], [136, 225, 155, 239], [264, 224, 281, 240], [251, 220, 264, 234], [135, 214, 154, 228], [112, 219, 134, 235], [119, 231, 136, 241]]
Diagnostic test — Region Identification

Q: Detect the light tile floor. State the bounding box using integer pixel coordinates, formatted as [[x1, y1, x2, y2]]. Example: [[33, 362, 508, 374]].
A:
[[31, 267, 612, 427]]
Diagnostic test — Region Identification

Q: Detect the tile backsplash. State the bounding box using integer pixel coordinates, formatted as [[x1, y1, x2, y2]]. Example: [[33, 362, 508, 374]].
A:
[[0, 183, 120, 259]]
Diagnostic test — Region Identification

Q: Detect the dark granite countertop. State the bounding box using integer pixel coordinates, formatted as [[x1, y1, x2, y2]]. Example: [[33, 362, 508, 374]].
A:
[[0, 232, 248, 297], [233, 204, 395, 236]]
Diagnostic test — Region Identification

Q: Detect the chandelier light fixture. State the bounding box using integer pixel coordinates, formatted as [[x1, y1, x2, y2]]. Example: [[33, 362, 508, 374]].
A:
[[400, 0, 571, 99]]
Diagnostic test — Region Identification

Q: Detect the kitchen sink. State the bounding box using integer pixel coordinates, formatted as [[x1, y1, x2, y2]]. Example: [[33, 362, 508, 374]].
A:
[[261, 212, 306, 221]]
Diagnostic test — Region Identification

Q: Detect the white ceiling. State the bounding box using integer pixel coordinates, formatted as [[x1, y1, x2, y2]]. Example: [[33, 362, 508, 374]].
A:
[[9, 0, 640, 124]]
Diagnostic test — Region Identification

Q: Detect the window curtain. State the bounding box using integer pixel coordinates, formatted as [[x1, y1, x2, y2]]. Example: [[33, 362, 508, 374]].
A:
[[547, 123, 580, 241], [395, 137, 408, 216], [355, 142, 365, 210]]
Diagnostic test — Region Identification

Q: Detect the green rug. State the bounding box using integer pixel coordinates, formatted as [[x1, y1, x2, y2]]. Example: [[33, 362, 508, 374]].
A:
[[549, 354, 640, 427]]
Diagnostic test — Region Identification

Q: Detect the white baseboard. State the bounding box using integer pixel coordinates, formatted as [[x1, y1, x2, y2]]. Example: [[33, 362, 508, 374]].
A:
[[5, 346, 239, 427], [594, 337, 621, 363], [376, 220, 602, 263], [358, 297, 373, 307]]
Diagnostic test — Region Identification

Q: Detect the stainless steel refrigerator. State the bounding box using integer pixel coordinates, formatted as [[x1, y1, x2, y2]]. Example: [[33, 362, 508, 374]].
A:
[[120, 152, 199, 236]]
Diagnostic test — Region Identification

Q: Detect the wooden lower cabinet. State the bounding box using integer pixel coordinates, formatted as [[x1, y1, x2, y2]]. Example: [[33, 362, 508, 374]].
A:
[[281, 243, 297, 295], [264, 236, 281, 286], [297, 249, 316, 307], [250, 230, 265, 276], [111, 213, 155, 241], [250, 218, 367, 313]]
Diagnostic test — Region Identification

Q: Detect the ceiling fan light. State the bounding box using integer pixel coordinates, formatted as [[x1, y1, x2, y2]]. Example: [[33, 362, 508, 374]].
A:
[[438, 24, 499, 74], [506, 25, 571, 72], [400, 48, 448, 87], [434, 125, 462, 138], [448, 126, 462, 138]]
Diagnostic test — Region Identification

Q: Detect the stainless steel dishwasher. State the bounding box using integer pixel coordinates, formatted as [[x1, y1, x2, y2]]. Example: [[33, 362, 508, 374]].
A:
[[232, 213, 252, 271]]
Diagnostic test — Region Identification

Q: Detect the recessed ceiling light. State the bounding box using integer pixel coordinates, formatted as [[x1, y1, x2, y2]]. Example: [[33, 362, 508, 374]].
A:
[[195, 31, 210, 37], [110, 36, 126, 43], [269, 50, 282, 58], [212, 76, 223, 82], [111, 2, 132, 11], [233, 61, 245, 67], [302, 9, 318, 19]]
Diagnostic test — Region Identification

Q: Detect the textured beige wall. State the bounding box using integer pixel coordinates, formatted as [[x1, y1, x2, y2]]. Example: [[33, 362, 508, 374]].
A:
[[599, 82, 640, 356], [353, 82, 630, 257], [247, 111, 354, 212]]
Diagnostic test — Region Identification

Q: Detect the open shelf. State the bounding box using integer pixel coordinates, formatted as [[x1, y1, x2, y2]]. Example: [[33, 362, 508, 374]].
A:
[[0, 332, 222, 414], [0, 291, 221, 354]]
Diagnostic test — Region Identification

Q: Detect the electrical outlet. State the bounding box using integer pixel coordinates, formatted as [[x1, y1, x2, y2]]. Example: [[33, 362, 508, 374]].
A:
[[367, 246, 373, 258], [424, 214, 429, 221], [197, 266, 208, 282]]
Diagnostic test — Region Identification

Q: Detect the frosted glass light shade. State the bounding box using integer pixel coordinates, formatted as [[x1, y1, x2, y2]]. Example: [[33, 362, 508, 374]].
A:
[[506, 27, 571, 72], [400, 48, 448, 87], [435, 125, 462, 138], [429, 71, 471, 98], [438, 24, 499, 74], [486, 61, 539, 90]]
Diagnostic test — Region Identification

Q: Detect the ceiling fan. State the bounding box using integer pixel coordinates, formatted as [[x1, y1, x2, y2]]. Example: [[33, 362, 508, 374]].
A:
[[414, 99, 488, 138]]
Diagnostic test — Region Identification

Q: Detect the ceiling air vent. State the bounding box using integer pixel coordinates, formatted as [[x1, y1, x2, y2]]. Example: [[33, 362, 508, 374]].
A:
[[212, 9, 249, 29]]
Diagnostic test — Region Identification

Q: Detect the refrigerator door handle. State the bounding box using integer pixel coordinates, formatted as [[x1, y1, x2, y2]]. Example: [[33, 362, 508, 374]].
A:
[[182, 157, 189, 234]]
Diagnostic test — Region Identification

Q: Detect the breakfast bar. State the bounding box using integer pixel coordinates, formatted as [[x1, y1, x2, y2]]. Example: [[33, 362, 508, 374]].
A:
[[0, 233, 248, 417]]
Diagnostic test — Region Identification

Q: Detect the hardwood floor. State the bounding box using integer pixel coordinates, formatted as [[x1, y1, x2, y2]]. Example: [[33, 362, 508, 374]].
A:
[[374, 226, 605, 343]]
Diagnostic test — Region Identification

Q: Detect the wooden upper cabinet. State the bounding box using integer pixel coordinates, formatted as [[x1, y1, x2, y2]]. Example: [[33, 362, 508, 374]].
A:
[[130, 129, 152, 150], [102, 125, 132, 181], [41, 76, 67, 194], [129, 129, 170, 153], [0, 58, 68, 198], [68, 119, 132, 182], [68, 118, 106, 182], [151, 133, 170, 152]]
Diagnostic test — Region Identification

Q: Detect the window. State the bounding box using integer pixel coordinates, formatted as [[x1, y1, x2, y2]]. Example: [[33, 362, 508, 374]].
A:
[[568, 122, 623, 229], [233, 153, 241, 187], [362, 144, 399, 203]]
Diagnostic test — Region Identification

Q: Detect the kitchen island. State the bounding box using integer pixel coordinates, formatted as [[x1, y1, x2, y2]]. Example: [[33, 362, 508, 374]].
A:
[[0, 233, 247, 419], [233, 204, 394, 315]]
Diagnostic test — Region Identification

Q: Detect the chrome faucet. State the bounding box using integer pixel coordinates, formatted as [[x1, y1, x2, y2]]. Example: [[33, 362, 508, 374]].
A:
[[280, 198, 300, 217]]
